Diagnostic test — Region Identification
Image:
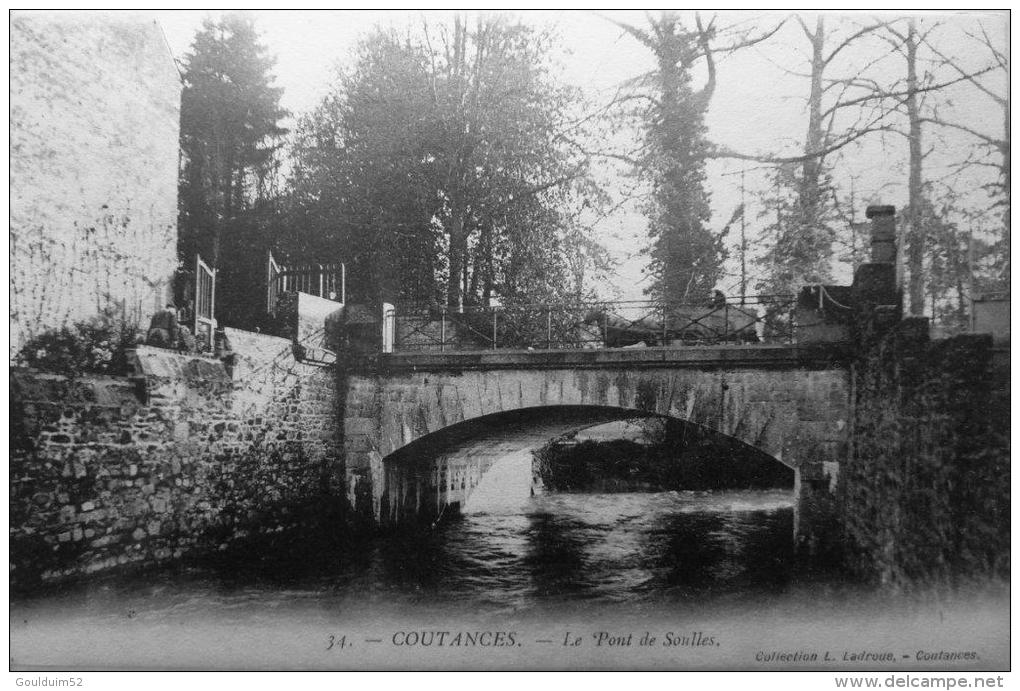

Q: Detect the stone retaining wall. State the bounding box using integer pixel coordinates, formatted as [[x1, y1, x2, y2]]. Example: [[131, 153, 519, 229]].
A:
[[841, 321, 1010, 585], [10, 331, 343, 587]]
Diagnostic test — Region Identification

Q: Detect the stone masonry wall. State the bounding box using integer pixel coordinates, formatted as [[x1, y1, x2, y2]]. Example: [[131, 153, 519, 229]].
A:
[[10, 330, 343, 587], [10, 14, 181, 357], [841, 322, 1010, 585]]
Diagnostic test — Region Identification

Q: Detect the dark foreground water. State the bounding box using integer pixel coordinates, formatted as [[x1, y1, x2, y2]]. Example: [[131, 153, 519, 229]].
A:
[[380, 487, 798, 608], [10, 454, 1009, 670]]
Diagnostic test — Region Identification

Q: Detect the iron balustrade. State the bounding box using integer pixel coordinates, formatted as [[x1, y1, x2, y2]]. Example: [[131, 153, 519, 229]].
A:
[[194, 254, 216, 351], [266, 251, 345, 316], [391, 295, 798, 352]]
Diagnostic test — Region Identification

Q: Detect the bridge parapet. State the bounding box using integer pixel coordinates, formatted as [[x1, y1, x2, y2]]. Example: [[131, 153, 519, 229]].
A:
[[382, 295, 800, 353], [354, 343, 851, 373]]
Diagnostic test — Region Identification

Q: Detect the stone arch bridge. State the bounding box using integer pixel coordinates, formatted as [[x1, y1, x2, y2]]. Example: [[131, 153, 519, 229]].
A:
[[342, 343, 851, 548]]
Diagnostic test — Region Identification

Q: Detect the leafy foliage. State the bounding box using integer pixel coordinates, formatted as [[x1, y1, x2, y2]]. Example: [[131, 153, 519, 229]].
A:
[[17, 310, 141, 376], [285, 16, 609, 307], [285, 31, 440, 304], [918, 198, 968, 331], [915, 189, 1007, 334], [755, 162, 837, 295]]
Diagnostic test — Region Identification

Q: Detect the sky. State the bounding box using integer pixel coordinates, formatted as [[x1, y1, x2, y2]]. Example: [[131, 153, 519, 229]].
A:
[[152, 9, 1008, 301]]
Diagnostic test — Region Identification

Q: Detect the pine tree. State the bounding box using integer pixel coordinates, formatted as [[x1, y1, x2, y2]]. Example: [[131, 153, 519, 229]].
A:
[[178, 14, 288, 270]]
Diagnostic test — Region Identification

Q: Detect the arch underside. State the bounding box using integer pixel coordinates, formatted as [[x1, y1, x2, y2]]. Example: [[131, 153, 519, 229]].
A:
[[380, 405, 795, 525]]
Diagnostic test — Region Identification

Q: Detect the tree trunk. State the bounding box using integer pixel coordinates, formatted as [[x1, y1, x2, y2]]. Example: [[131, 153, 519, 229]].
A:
[[472, 221, 494, 306], [905, 20, 925, 315], [483, 248, 494, 305], [801, 17, 826, 225], [446, 204, 467, 310], [955, 271, 967, 328], [468, 233, 481, 302]]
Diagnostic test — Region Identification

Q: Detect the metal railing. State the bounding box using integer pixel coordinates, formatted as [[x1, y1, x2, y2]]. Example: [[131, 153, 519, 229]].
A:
[[194, 254, 216, 351], [392, 295, 797, 352], [267, 251, 345, 315]]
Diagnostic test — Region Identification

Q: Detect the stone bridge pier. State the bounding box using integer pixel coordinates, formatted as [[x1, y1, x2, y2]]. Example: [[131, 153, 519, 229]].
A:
[[341, 345, 851, 551]]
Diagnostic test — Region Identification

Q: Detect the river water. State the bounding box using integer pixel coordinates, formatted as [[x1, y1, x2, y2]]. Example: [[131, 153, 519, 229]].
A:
[[10, 454, 1009, 670], [397, 452, 798, 609]]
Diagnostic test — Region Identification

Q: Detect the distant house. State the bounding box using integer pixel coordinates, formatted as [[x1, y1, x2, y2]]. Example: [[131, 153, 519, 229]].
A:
[[10, 13, 182, 359]]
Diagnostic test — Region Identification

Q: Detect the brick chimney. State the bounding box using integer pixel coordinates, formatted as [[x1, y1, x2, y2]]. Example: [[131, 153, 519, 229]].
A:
[[851, 205, 904, 342], [865, 205, 896, 264]]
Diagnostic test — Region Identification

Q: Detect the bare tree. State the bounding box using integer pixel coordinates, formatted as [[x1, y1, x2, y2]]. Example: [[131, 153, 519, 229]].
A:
[[756, 15, 892, 295], [886, 19, 928, 315], [919, 19, 1009, 289], [871, 18, 1004, 314], [735, 16, 1000, 317]]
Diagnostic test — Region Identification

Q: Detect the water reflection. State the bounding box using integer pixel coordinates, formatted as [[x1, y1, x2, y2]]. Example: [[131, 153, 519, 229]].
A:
[[13, 455, 799, 616], [419, 487, 797, 609]]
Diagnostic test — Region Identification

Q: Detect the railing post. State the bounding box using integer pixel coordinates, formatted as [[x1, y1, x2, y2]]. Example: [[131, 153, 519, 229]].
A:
[[266, 252, 273, 315], [547, 308, 552, 349], [492, 308, 498, 350], [662, 304, 668, 345], [603, 312, 608, 348], [440, 306, 446, 353], [788, 297, 795, 344], [210, 266, 216, 336], [194, 253, 201, 337], [381, 303, 394, 354], [724, 302, 730, 341]]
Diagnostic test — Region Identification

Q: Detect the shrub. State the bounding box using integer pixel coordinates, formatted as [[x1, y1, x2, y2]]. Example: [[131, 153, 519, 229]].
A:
[[17, 310, 142, 376]]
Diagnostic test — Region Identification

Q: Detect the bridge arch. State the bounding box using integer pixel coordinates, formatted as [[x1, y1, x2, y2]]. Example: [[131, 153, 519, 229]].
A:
[[378, 405, 796, 525], [341, 354, 850, 547]]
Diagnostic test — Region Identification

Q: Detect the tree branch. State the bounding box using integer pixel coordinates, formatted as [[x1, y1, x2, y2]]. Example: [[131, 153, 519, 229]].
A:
[[920, 34, 1007, 106], [920, 116, 1005, 147], [695, 13, 716, 107], [795, 14, 814, 41], [972, 21, 1009, 69], [599, 13, 656, 50], [819, 65, 996, 120], [706, 17, 787, 55], [707, 125, 891, 163], [823, 22, 887, 66]]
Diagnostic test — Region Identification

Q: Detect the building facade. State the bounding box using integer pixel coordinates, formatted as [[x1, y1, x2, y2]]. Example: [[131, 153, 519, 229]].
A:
[[10, 13, 182, 358]]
